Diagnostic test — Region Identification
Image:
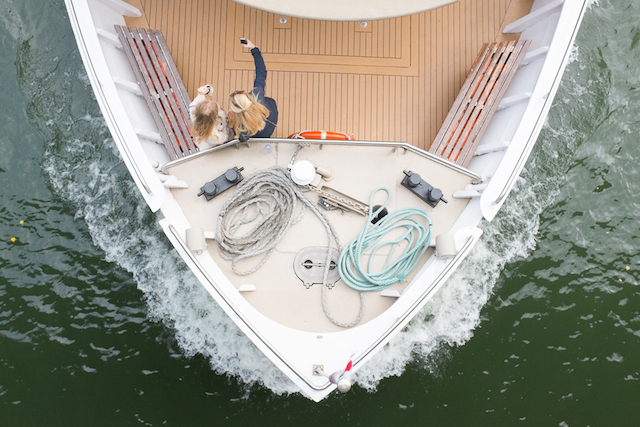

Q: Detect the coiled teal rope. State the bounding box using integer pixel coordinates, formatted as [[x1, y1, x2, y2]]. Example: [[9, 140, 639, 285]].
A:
[[338, 187, 434, 292]]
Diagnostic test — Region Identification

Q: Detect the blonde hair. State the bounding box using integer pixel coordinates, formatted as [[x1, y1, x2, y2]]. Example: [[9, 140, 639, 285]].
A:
[[228, 92, 269, 137], [192, 100, 219, 140]]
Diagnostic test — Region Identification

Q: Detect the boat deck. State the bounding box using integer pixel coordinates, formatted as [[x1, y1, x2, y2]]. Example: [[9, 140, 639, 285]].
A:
[[120, 0, 533, 332], [124, 0, 532, 151], [166, 141, 476, 332]]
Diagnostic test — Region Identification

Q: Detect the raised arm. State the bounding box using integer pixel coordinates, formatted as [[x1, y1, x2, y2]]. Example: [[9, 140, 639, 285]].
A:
[[188, 85, 213, 122], [241, 39, 267, 103], [251, 48, 267, 100]]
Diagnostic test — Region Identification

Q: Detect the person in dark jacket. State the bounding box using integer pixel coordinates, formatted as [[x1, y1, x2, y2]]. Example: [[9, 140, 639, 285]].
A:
[[228, 38, 278, 142]]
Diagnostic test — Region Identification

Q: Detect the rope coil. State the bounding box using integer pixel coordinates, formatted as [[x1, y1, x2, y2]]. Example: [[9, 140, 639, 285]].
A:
[[216, 166, 364, 327], [338, 188, 434, 292], [216, 167, 306, 275]]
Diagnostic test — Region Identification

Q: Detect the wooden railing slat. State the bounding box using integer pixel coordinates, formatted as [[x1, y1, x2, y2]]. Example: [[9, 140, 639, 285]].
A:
[[115, 25, 197, 160], [134, 27, 194, 155], [457, 40, 531, 166], [441, 42, 506, 160], [116, 25, 182, 160], [429, 40, 530, 167], [138, 28, 195, 154], [445, 41, 510, 161], [430, 42, 490, 156]]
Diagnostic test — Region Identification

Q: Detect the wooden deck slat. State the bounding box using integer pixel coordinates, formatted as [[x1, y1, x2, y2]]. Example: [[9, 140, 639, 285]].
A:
[[187, 1, 197, 90], [127, 0, 532, 151], [418, 12, 426, 145], [428, 39, 530, 166], [445, 7, 452, 115], [358, 74, 365, 139], [457, 39, 530, 165], [196, 0, 205, 89], [175, 1, 185, 85], [117, 26, 185, 159], [140, 28, 195, 153], [346, 74, 354, 136], [441, 42, 506, 160], [444, 42, 509, 160]]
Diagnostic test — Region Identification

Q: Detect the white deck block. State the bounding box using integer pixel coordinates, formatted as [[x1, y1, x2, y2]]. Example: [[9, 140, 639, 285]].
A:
[[498, 92, 532, 111], [96, 0, 141, 17], [475, 141, 510, 156], [503, 0, 564, 33], [521, 46, 549, 66], [453, 190, 482, 199], [96, 28, 122, 48], [380, 290, 401, 298], [134, 129, 163, 144], [160, 175, 189, 189], [113, 77, 142, 96]]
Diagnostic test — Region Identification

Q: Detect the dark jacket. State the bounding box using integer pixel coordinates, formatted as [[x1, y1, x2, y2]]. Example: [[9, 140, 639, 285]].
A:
[[239, 48, 278, 142]]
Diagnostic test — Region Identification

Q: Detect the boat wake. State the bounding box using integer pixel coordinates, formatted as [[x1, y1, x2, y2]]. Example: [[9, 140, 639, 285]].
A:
[[20, 9, 601, 396]]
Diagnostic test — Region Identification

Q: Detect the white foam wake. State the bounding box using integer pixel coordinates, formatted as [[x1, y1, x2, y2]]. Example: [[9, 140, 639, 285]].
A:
[[355, 176, 543, 390], [39, 88, 554, 398], [35, 89, 543, 396]]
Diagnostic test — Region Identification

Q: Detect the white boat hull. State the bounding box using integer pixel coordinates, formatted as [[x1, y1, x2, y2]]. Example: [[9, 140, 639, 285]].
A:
[[65, 0, 588, 401]]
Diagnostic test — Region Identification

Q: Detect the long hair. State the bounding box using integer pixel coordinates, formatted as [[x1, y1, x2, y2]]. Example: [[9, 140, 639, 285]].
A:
[[192, 100, 219, 140], [228, 92, 269, 137]]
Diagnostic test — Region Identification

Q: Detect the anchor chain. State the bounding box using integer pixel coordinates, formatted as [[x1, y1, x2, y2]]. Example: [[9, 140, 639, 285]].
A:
[[310, 185, 369, 216]]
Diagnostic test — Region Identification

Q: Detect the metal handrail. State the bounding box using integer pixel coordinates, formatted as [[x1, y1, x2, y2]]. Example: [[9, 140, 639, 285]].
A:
[[161, 138, 483, 182]]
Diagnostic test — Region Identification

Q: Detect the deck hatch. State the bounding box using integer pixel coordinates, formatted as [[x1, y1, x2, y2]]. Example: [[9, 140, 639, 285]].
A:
[[294, 247, 341, 289]]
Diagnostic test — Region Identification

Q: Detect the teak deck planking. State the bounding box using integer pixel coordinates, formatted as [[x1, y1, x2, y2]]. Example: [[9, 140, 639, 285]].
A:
[[124, 0, 533, 151]]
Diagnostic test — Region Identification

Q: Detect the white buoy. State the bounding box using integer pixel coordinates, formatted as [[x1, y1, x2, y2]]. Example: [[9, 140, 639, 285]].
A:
[[317, 357, 354, 394], [337, 378, 352, 393]]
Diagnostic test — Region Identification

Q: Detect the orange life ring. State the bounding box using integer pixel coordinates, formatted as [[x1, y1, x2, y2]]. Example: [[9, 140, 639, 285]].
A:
[[288, 130, 355, 140]]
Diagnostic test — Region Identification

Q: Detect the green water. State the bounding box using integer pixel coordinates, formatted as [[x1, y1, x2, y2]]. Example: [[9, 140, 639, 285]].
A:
[[1, 0, 639, 425]]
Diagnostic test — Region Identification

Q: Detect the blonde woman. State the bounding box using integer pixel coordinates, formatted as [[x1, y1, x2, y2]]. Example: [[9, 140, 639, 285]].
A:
[[188, 84, 233, 149], [228, 38, 278, 142]]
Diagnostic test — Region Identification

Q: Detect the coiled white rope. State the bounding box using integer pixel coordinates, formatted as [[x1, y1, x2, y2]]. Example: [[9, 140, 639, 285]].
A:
[[216, 166, 306, 275], [338, 187, 434, 292], [216, 166, 364, 328]]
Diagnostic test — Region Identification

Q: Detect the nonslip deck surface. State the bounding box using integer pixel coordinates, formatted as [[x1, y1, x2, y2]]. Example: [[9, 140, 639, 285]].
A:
[[124, 0, 533, 150], [166, 142, 475, 332]]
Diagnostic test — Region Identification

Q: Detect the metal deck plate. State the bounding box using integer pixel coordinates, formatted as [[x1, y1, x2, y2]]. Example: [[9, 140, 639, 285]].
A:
[[293, 247, 341, 289]]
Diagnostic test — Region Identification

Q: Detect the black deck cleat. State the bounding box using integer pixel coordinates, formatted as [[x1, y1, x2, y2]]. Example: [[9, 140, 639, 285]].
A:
[[401, 170, 448, 208], [197, 167, 244, 201]]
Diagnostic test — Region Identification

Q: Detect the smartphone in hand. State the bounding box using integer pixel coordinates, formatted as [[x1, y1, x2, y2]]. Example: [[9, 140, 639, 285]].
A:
[[240, 38, 247, 45]]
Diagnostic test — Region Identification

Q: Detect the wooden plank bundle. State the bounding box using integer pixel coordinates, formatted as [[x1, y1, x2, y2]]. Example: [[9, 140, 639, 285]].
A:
[[429, 40, 530, 167], [115, 25, 197, 160]]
